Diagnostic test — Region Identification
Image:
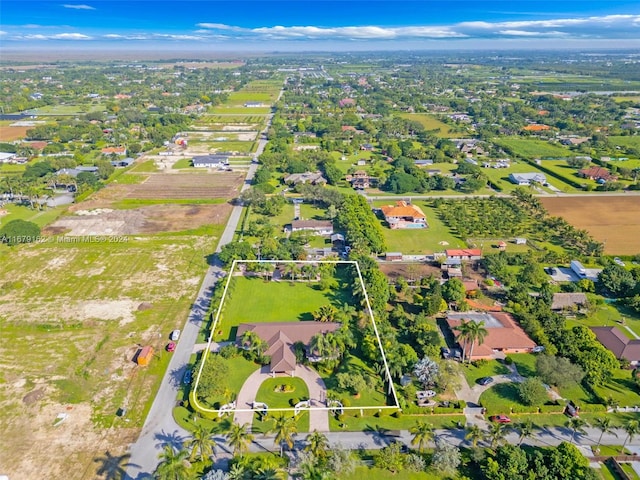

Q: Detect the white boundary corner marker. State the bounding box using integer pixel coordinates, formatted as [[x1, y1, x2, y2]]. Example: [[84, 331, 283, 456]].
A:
[[191, 259, 400, 415]]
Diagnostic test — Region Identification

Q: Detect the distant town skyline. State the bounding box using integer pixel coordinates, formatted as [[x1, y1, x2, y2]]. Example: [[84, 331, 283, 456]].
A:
[[2, 0, 640, 51]]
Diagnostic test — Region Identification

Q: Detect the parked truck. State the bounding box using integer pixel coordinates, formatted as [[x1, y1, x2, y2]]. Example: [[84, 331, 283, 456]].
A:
[[570, 260, 587, 277]]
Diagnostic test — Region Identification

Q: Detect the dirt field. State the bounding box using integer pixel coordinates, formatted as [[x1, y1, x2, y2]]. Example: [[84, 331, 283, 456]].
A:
[[541, 196, 640, 255], [0, 125, 30, 141], [126, 173, 243, 199], [44, 203, 232, 236], [379, 262, 444, 281]]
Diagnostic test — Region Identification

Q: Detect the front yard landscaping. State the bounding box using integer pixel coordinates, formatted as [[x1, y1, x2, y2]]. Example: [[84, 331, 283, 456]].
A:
[[461, 359, 510, 386], [255, 377, 310, 409]]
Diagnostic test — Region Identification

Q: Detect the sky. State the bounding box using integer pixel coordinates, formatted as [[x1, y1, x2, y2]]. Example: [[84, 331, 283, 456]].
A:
[[2, 0, 640, 52]]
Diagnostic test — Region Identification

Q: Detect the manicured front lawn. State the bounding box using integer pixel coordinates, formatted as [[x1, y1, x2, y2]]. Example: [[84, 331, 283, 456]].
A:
[[216, 275, 353, 341], [197, 354, 260, 409], [461, 360, 510, 386], [342, 466, 439, 480], [255, 377, 310, 409], [329, 413, 465, 432], [508, 353, 538, 378], [593, 368, 640, 408], [478, 383, 525, 414]]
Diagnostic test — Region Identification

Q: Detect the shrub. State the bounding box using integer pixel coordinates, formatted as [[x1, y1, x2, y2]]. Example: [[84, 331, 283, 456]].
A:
[[341, 397, 351, 408], [504, 356, 514, 365], [218, 345, 238, 358], [0, 219, 41, 245], [289, 397, 300, 407], [392, 410, 402, 418]]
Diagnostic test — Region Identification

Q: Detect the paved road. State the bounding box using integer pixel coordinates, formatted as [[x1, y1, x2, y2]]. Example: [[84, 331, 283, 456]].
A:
[[125, 108, 272, 480]]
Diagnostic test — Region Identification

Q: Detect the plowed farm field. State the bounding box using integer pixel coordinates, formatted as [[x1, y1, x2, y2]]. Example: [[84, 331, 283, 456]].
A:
[[541, 196, 640, 255], [126, 172, 243, 200]]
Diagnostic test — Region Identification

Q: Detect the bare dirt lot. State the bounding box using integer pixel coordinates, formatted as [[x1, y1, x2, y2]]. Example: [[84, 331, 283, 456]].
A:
[[379, 262, 444, 281], [44, 203, 232, 236], [0, 125, 30, 141], [541, 196, 640, 255], [126, 172, 243, 199]]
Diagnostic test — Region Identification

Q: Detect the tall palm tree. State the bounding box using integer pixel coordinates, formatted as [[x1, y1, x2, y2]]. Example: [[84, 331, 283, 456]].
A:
[[154, 444, 190, 480], [465, 320, 489, 363], [272, 414, 297, 457], [304, 430, 329, 459], [187, 423, 217, 463], [240, 331, 267, 355], [465, 424, 485, 448], [227, 463, 246, 480], [301, 264, 316, 282], [516, 419, 536, 446], [281, 262, 300, 282], [409, 421, 434, 453], [595, 417, 617, 449], [454, 319, 472, 362], [488, 422, 507, 449], [621, 420, 639, 454], [94, 451, 138, 480], [565, 417, 588, 445], [226, 422, 254, 457]]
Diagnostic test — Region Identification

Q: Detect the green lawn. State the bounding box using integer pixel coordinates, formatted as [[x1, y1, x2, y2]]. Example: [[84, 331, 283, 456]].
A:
[[321, 354, 387, 408], [508, 353, 538, 378], [172, 158, 193, 169], [373, 201, 466, 254], [251, 411, 310, 434], [129, 160, 159, 173], [492, 137, 573, 159], [209, 107, 271, 115], [342, 466, 439, 480], [23, 103, 106, 115], [0, 203, 67, 229], [329, 414, 466, 432], [478, 383, 527, 414], [592, 368, 640, 408], [215, 275, 353, 341], [461, 360, 510, 387], [255, 377, 310, 409], [395, 113, 457, 138], [196, 354, 260, 409], [480, 160, 560, 193]]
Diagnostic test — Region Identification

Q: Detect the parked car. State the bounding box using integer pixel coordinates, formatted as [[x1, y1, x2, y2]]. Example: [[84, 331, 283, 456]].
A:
[[565, 401, 580, 417], [183, 369, 192, 385], [614, 257, 626, 267], [489, 414, 511, 424], [441, 347, 451, 359], [170, 329, 181, 341], [166, 342, 176, 352], [478, 376, 494, 386], [532, 346, 546, 353]]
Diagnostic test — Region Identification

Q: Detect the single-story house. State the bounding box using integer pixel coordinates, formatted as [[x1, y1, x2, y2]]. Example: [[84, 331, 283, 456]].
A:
[[592, 327, 640, 365], [414, 159, 434, 167], [101, 146, 127, 156], [446, 312, 536, 360], [111, 157, 134, 167], [244, 102, 265, 108], [579, 166, 618, 183], [236, 322, 342, 375], [284, 172, 327, 186], [380, 201, 427, 229], [509, 172, 548, 186], [56, 166, 99, 178], [445, 249, 482, 261], [385, 252, 403, 262], [551, 292, 588, 312], [290, 220, 334, 235], [360, 143, 374, 151], [192, 155, 229, 168]]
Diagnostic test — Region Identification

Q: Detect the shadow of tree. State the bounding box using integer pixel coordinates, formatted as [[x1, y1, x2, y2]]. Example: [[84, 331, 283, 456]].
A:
[[94, 451, 139, 480], [154, 429, 187, 451]]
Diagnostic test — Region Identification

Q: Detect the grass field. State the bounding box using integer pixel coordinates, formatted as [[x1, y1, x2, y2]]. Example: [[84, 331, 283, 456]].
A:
[[395, 113, 457, 138], [0, 235, 213, 478], [216, 275, 353, 341], [329, 413, 466, 432], [493, 137, 573, 159], [541, 196, 640, 255], [461, 360, 510, 386], [373, 201, 466, 254], [608, 136, 640, 149], [23, 104, 106, 115], [480, 160, 568, 192], [209, 107, 272, 115], [0, 203, 67, 228]]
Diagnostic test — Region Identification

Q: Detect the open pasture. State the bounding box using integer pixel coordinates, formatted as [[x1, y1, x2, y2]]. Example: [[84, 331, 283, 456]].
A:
[[493, 137, 573, 159], [395, 112, 457, 138], [125, 172, 243, 200], [540, 196, 640, 255]]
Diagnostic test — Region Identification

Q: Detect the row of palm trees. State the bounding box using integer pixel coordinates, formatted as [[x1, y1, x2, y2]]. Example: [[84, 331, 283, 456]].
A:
[[462, 417, 639, 452]]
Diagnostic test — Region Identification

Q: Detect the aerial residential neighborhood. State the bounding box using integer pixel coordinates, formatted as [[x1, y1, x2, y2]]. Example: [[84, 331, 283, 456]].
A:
[[2, 2, 640, 480]]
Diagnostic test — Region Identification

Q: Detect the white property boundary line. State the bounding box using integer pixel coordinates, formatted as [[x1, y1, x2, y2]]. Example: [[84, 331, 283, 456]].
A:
[[191, 259, 400, 415]]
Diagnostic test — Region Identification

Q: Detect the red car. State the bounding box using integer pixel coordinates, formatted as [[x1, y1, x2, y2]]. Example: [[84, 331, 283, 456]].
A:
[[166, 342, 176, 352], [489, 415, 511, 424]]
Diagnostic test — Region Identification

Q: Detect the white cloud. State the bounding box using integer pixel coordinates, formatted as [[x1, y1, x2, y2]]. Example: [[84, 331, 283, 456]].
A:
[[196, 23, 243, 31], [62, 4, 95, 10], [499, 30, 546, 36], [51, 33, 92, 40], [0, 31, 6, 36]]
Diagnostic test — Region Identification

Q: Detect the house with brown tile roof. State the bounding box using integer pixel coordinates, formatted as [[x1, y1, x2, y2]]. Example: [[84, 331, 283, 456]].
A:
[[380, 201, 427, 229], [592, 326, 640, 365], [579, 166, 618, 182], [446, 312, 536, 360], [236, 322, 341, 375]]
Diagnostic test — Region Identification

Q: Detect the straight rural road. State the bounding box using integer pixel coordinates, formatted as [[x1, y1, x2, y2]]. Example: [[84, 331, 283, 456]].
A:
[[125, 115, 268, 479]]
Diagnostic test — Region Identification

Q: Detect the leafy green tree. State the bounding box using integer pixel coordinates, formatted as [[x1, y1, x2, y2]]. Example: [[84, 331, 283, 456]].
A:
[[194, 355, 229, 401], [546, 442, 599, 480], [517, 377, 549, 406], [374, 442, 405, 473], [535, 355, 585, 389], [442, 278, 466, 303], [431, 438, 461, 475], [218, 241, 256, 265], [304, 431, 329, 460], [413, 356, 439, 389], [516, 419, 536, 446], [0, 219, 41, 245], [336, 372, 367, 395], [488, 422, 508, 449], [598, 263, 637, 297], [312, 304, 338, 322], [482, 444, 529, 480]]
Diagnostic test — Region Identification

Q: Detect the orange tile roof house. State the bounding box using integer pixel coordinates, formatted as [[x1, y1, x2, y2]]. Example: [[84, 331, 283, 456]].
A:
[[579, 166, 618, 182], [101, 146, 127, 156], [446, 312, 536, 360], [236, 322, 341, 375], [523, 124, 551, 132], [380, 201, 427, 229]]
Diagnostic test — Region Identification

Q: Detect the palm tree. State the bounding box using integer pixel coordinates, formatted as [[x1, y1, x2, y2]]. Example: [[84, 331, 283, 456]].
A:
[[488, 422, 507, 449], [281, 262, 300, 282], [465, 424, 485, 448], [595, 417, 617, 450], [255, 468, 282, 480], [304, 430, 329, 458], [454, 319, 472, 362], [464, 320, 488, 363], [621, 420, 639, 454], [94, 451, 138, 480], [565, 417, 588, 445], [154, 444, 190, 480], [226, 422, 254, 456], [240, 331, 267, 355], [301, 264, 316, 282], [312, 304, 338, 322], [409, 421, 434, 453], [516, 419, 536, 446], [187, 423, 217, 463], [272, 414, 297, 457]]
